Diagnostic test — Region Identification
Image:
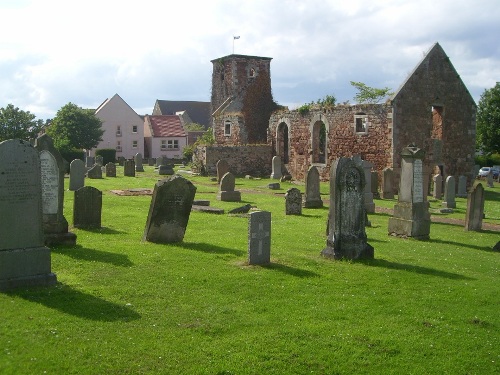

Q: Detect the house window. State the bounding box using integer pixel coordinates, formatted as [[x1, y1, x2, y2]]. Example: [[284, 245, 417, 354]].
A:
[[132, 140, 138, 148], [224, 121, 231, 136], [132, 125, 138, 133], [167, 140, 179, 149], [116, 126, 121, 136], [355, 113, 368, 133], [161, 140, 167, 150], [116, 141, 122, 152]]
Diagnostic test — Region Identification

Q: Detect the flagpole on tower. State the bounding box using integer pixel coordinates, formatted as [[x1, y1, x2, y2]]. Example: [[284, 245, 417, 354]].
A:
[[233, 35, 240, 54]]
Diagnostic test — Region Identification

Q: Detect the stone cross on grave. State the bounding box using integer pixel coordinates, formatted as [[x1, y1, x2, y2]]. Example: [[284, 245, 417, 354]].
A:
[[252, 222, 269, 256], [248, 211, 271, 265]]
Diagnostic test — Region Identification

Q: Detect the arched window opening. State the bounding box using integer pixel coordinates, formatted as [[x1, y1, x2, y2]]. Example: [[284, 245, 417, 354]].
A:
[[312, 121, 326, 164], [277, 122, 289, 164]]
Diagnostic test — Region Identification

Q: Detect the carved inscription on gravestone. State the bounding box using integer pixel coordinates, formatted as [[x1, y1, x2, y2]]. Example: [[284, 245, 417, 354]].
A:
[[413, 159, 423, 203], [40, 150, 59, 215]]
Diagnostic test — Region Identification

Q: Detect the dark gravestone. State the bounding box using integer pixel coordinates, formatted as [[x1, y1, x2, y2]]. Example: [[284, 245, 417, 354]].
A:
[[382, 167, 394, 199], [35, 134, 76, 246], [156, 156, 167, 167], [0, 139, 57, 290], [85, 156, 95, 168], [105, 162, 116, 177], [69, 159, 85, 191], [457, 175, 467, 198], [217, 172, 241, 202], [371, 171, 380, 199], [465, 183, 485, 231], [117, 156, 126, 166], [285, 187, 302, 215], [268, 182, 280, 190], [135, 153, 144, 172], [158, 164, 174, 175], [87, 164, 102, 179], [248, 211, 271, 265], [73, 186, 102, 229], [124, 160, 136, 177], [303, 165, 323, 208], [228, 204, 252, 214], [321, 156, 374, 260], [143, 175, 196, 243], [362, 159, 375, 213], [216, 159, 230, 184], [148, 158, 155, 166]]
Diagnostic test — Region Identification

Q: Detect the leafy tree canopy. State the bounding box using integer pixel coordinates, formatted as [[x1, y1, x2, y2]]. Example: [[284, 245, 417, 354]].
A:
[[0, 104, 44, 142], [46, 102, 104, 152], [350, 81, 393, 104], [476, 82, 500, 154], [184, 123, 205, 131]]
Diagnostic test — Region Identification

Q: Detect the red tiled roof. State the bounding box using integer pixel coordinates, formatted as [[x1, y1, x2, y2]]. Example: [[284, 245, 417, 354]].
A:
[[148, 115, 186, 137]]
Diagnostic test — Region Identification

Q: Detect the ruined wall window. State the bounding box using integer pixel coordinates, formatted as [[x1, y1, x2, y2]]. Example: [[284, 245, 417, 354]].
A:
[[277, 122, 289, 164], [431, 105, 444, 139], [249, 68, 256, 78], [224, 120, 231, 136], [354, 113, 368, 133], [312, 121, 327, 164]]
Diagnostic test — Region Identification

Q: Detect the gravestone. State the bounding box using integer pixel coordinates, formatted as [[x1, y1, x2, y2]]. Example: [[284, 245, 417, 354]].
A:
[[85, 156, 95, 168], [156, 156, 167, 167], [0, 139, 57, 290], [217, 172, 241, 202], [321, 156, 374, 260], [371, 171, 380, 199], [143, 175, 196, 243], [303, 166, 323, 208], [117, 156, 126, 166], [148, 158, 155, 166], [457, 175, 467, 198], [95, 155, 103, 166], [487, 171, 494, 188], [87, 164, 102, 179], [73, 186, 102, 229], [270, 156, 282, 180], [69, 159, 85, 191], [362, 159, 375, 213], [124, 160, 136, 177], [216, 159, 230, 183], [135, 153, 144, 172], [442, 176, 456, 208], [268, 182, 280, 190], [158, 164, 174, 175], [388, 144, 430, 240], [432, 174, 443, 199], [35, 134, 77, 246], [248, 211, 271, 265], [285, 187, 302, 215], [105, 162, 116, 177], [465, 183, 485, 231], [382, 167, 394, 199]]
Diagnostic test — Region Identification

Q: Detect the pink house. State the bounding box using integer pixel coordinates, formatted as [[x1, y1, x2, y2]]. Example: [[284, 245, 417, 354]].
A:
[[144, 115, 187, 159]]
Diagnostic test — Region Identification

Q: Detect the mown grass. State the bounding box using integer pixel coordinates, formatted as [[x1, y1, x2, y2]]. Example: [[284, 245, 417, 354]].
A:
[[1, 166, 499, 374]]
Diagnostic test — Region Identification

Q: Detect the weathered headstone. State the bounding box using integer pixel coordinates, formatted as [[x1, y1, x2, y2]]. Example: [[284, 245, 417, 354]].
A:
[[371, 171, 380, 199], [442, 176, 456, 208], [35, 134, 77, 246], [321, 156, 374, 260], [143, 175, 196, 243], [0, 139, 57, 290], [487, 171, 494, 188], [95, 155, 103, 166], [156, 156, 167, 167], [135, 153, 144, 172], [158, 164, 174, 175], [382, 167, 394, 199], [270, 156, 282, 180], [388, 144, 430, 239], [217, 172, 241, 202], [432, 174, 443, 199], [216, 159, 230, 183], [457, 175, 467, 198], [285, 187, 302, 215], [105, 162, 116, 177], [73, 186, 102, 229], [362, 159, 375, 213], [87, 164, 102, 179], [85, 156, 95, 168], [124, 160, 136, 177], [69, 159, 85, 191], [465, 183, 485, 231], [117, 156, 126, 166], [148, 158, 155, 166], [248, 211, 271, 265], [303, 166, 323, 208]]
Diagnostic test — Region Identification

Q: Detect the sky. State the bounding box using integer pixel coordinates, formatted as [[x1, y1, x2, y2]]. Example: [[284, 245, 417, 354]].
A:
[[1, 0, 499, 121]]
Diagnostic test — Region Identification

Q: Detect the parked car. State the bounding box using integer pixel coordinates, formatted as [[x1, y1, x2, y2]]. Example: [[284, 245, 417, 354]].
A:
[[478, 167, 491, 178]]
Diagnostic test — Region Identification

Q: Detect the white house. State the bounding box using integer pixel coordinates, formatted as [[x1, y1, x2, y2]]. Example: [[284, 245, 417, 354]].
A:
[[144, 115, 187, 159], [94, 94, 144, 159]]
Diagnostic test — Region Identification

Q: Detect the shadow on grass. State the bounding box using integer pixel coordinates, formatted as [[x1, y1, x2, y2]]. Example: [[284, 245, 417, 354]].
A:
[[360, 258, 474, 280], [72, 227, 125, 235], [5, 283, 141, 322], [177, 241, 245, 256], [426, 238, 495, 252], [260, 262, 320, 278], [52, 245, 134, 267]]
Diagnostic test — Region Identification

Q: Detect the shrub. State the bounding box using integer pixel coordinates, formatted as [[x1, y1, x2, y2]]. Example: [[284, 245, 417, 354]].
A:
[[95, 148, 116, 165]]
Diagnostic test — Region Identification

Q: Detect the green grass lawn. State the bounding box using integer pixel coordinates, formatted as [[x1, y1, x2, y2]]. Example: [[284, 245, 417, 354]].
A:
[[1, 166, 499, 374]]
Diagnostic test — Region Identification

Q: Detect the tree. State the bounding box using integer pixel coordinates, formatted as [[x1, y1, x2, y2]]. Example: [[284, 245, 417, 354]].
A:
[[0, 104, 44, 142], [350, 81, 393, 104], [46, 103, 104, 152], [476, 82, 500, 154], [184, 123, 205, 131]]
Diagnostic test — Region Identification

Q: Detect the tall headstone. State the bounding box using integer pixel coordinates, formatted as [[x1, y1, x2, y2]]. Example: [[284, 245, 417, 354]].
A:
[[105, 162, 116, 177], [0, 139, 57, 290], [69, 159, 85, 191], [216, 159, 230, 184], [217, 172, 241, 202], [371, 171, 380, 199], [382, 167, 394, 199], [457, 175, 467, 198], [248, 211, 271, 265], [465, 183, 485, 231], [432, 174, 443, 199], [34, 134, 77, 246], [487, 171, 494, 188], [303, 166, 323, 208], [270, 156, 282, 180], [117, 156, 126, 166], [362, 160, 375, 213], [87, 164, 102, 179], [321, 156, 374, 260], [135, 153, 144, 172], [73, 186, 102, 229], [388, 144, 430, 239], [124, 160, 136, 177], [285, 187, 302, 215], [143, 175, 196, 243], [442, 175, 456, 208]]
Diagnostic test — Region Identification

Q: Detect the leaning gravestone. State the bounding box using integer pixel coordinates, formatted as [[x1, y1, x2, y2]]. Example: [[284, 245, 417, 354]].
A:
[[87, 164, 102, 179], [248, 211, 271, 265], [216, 159, 230, 183], [457, 175, 467, 198], [465, 183, 485, 231], [143, 175, 196, 243], [321, 156, 374, 260], [442, 175, 456, 208], [217, 172, 241, 202], [303, 166, 323, 208], [432, 174, 443, 199], [270, 156, 282, 180], [388, 144, 430, 239], [0, 139, 57, 290], [35, 134, 77, 246], [382, 167, 394, 199], [285, 187, 302, 215], [73, 186, 102, 229], [135, 153, 144, 172], [69, 159, 85, 191], [105, 162, 116, 177], [124, 160, 136, 177]]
